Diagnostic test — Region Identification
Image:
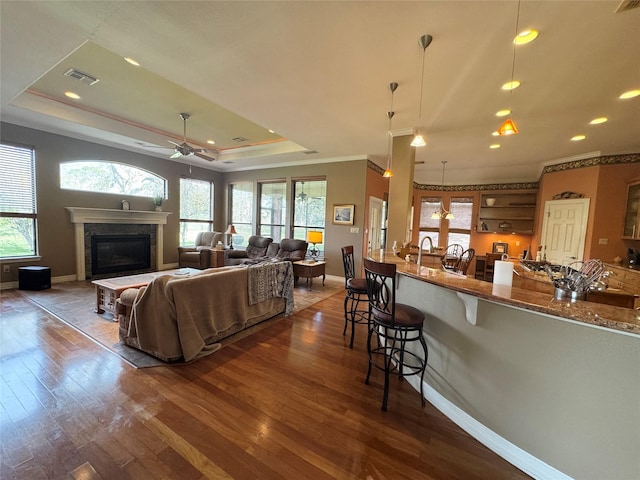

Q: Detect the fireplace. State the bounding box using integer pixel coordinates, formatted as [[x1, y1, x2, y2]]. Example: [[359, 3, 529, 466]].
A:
[[91, 234, 151, 276]]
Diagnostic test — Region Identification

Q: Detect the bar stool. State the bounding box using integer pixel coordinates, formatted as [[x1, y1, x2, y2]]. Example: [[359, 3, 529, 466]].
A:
[[363, 257, 428, 412], [340, 246, 369, 348]]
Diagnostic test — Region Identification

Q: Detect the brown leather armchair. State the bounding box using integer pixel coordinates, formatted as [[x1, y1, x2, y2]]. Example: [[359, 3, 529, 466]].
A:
[[224, 235, 274, 266], [274, 238, 308, 261], [178, 231, 224, 269]]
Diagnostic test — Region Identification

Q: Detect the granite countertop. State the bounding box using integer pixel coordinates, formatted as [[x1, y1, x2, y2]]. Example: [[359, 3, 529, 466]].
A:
[[368, 251, 640, 337]]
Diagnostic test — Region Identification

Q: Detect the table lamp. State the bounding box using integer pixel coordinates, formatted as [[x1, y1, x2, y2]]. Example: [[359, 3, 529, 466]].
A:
[[306, 231, 323, 261], [225, 225, 237, 249]]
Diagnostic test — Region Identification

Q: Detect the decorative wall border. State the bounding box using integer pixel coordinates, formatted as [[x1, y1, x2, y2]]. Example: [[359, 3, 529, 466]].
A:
[[367, 153, 639, 192]]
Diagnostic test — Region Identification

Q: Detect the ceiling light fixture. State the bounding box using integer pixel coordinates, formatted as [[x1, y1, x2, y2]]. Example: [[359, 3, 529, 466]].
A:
[[496, 109, 511, 117], [411, 34, 433, 148], [124, 57, 140, 67], [207, 139, 216, 145], [490, 144, 501, 149], [589, 117, 608, 125], [619, 89, 640, 99], [513, 29, 539, 45], [383, 82, 398, 178], [571, 135, 586, 141], [64, 91, 80, 100], [431, 161, 454, 220], [498, 1, 525, 136]]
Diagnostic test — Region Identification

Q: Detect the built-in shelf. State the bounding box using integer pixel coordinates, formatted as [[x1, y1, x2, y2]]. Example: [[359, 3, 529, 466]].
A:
[[478, 193, 537, 234]]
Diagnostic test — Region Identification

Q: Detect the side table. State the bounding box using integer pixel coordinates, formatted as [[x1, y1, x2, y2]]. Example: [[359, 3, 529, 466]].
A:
[[292, 260, 326, 287], [209, 248, 226, 268]]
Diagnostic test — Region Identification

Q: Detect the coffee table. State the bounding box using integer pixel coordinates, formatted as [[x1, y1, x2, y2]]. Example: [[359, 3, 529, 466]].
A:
[[292, 260, 326, 287], [92, 268, 198, 317]]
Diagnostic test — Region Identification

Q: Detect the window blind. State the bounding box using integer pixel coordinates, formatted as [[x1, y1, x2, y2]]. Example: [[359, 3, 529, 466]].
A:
[[0, 143, 36, 215]]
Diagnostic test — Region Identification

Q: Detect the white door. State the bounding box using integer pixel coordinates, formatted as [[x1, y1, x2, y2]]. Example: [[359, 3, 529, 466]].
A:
[[368, 197, 383, 252], [541, 198, 590, 265]]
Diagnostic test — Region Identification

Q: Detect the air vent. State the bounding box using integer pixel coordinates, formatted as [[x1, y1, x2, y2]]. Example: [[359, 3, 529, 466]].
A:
[[303, 150, 318, 155], [222, 161, 235, 164], [64, 68, 99, 85], [232, 136, 248, 143], [616, 0, 640, 12]]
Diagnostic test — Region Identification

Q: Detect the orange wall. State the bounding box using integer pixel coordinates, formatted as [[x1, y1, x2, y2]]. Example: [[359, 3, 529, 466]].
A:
[[537, 163, 640, 263]]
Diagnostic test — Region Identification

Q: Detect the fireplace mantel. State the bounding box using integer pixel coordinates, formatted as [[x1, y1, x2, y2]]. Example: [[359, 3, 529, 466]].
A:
[[66, 207, 172, 280]]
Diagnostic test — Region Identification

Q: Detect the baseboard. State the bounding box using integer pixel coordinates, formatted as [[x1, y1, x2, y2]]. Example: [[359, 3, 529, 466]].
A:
[[405, 376, 573, 480]]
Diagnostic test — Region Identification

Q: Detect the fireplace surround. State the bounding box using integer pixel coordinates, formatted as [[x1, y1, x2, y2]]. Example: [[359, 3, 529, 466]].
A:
[[66, 207, 171, 281]]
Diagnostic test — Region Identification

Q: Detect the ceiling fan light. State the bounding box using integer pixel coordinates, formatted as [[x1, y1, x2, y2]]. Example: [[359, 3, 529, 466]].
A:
[[411, 134, 426, 147], [498, 119, 519, 136]]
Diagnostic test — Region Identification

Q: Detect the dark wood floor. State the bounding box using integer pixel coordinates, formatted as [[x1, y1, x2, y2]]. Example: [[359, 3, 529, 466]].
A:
[[0, 288, 531, 479]]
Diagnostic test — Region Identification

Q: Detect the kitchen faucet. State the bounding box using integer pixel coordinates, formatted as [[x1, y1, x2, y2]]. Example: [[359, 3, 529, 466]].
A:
[[417, 235, 433, 267]]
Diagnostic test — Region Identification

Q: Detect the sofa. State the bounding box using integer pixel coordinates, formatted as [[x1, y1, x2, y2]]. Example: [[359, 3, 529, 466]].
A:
[[225, 236, 309, 266], [117, 261, 294, 362], [177, 231, 224, 269]]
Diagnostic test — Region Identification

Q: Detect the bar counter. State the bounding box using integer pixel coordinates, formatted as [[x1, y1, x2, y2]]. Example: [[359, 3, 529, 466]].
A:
[[370, 251, 640, 336], [365, 251, 639, 479]]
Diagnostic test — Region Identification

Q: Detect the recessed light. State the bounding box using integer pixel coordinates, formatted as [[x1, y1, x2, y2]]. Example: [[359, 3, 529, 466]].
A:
[[490, 144, 501, 149], [514, 29, 539, 45], [619, 89, 640, 99], [501, 80, 520, 91], [65, 91, 81, 100], [495, 109, 511, 117], [268, 129, 275, 134], [491, 131, 500, 136], [207, 140, 216, 145], [571, 135, 586, 141], [589, 117, 608, 125], [124, 57, 140, 67]]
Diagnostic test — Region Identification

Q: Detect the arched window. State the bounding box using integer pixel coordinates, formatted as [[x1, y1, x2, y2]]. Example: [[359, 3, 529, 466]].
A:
[[60, 161, 166, 198]]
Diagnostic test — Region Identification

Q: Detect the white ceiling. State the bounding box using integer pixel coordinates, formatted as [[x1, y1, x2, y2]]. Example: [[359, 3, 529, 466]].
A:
[[1, 1, 639, 185]]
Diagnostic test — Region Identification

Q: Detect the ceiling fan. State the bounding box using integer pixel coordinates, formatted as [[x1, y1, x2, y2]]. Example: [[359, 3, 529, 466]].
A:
[[168, 113, 218, 161]]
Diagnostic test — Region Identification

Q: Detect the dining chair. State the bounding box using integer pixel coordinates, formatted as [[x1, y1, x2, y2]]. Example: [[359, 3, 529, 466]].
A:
[[441, 243, 464, 270], [363, 257, 428, 412]]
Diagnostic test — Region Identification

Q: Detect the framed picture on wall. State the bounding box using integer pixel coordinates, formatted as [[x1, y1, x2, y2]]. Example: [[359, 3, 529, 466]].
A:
[[492, 242, 509, 254], [332, 204, 355, 225]]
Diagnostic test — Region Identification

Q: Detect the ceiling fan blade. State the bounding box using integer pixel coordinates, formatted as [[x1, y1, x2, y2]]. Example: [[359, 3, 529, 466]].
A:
[[168, 140, 181, 147], [194, 148, 219, 154], [170, 151, 182, 159], [194, 152, 216, 162]]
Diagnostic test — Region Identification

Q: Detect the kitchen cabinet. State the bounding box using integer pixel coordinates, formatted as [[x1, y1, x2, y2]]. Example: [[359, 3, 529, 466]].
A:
[[622, 181, 640, 239], [477, 192, 537, 234]]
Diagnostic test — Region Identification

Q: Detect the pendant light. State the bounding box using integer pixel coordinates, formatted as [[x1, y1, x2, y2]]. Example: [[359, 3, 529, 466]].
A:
[[431, 161, 454, 220], [383, 82, 398, 178], [411, 34, 433, 147], [498, 1, 522, 136]]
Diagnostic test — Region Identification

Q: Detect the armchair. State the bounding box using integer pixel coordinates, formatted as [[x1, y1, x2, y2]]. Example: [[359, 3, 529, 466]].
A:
[[275, 238, 308, 261], [178, 231, 224, 269], [225, 235, 274, 266]]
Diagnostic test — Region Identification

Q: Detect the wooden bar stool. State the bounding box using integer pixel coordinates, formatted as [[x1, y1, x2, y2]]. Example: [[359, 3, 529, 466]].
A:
[[340, 246, 369, 348], [363, 257, 428, 412]]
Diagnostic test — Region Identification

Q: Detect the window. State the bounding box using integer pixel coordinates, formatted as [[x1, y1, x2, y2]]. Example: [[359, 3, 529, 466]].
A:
[[179, 178, 214, 246], [258, 181, 286, 242], [1, 143, 37, 258], [229, 182, 254, 248], [293, 179, 326, 257], [419, 196, 441, 247], [447, 197, 473, 250], [60, 160, 166, 198]]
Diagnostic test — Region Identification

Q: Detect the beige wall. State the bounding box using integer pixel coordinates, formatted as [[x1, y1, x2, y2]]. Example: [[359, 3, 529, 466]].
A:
[[1, 122, 223, 282], [223, 160, 368, 277]]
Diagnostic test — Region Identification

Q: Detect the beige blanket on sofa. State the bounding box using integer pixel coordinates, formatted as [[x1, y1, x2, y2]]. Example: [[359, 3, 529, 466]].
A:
[[124, 265, 288, 362]]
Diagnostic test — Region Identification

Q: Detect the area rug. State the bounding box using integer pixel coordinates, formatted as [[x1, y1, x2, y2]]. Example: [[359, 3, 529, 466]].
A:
[[18, 275, 344, 368]]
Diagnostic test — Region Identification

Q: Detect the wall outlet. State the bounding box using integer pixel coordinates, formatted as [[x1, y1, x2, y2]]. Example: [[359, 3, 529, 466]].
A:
[[598, 238, 608, 245], [515, 241, 520, 246], [350, 227, 359, 234], [2, 265, 10, 273]]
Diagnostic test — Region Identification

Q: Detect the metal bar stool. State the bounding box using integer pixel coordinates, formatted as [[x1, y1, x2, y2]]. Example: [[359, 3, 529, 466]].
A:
[[363, 257, 428, 412], [340, 246, 369, 348]]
